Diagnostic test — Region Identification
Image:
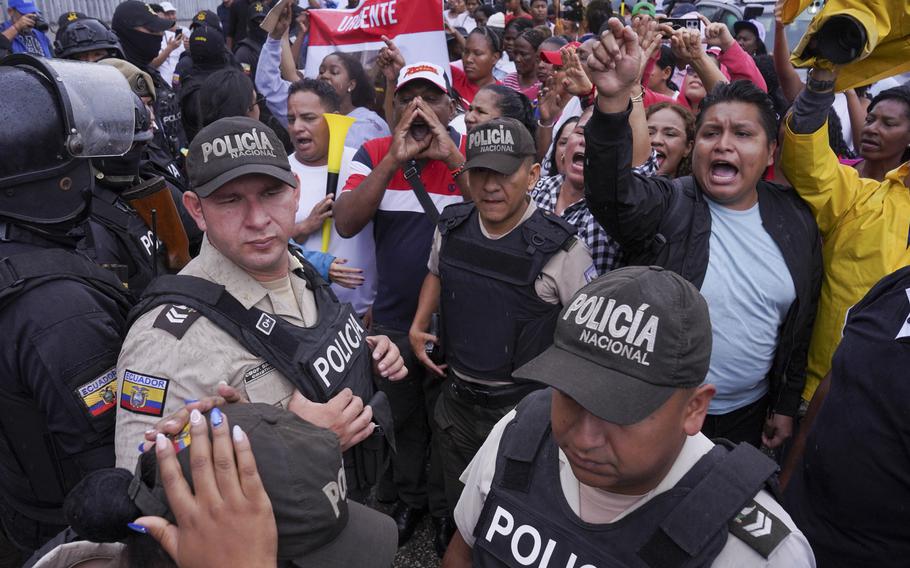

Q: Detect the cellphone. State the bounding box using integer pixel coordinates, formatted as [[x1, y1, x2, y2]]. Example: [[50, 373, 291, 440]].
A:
[[174, 27, 184, 38], [425, 312, 444, 365], [662, 17, 702, 38]]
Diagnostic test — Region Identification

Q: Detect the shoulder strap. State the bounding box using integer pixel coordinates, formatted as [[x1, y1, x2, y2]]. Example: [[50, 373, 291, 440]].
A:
[[437, 201, 474, 236], [639, 442, 782, 568], [0, 248, 133, 313], [403, 159, 441, 224], [498, 389, 553, 492], [132, 273, 326, 401], [522, 208, 576, 254]]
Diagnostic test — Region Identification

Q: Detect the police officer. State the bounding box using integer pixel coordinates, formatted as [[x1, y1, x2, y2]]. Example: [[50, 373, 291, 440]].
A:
[[0, 54, 136, 563], [409, 117, 594, 557], [111, 0, 187, 190], [53, 17, 124, 62], [444, 267, 816, 567], [114, 118, 406, 504], [233, 0, 268, 80]]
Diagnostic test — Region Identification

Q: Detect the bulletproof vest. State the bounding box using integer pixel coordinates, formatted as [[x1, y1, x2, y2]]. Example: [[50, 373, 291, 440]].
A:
[[148, 68, 187, 159], [438, 203, 575, 382], [129, 249, 394, 450], [472, 390, 784, 568], [82, 184, 168, 294], [0, 241, 133, 525]]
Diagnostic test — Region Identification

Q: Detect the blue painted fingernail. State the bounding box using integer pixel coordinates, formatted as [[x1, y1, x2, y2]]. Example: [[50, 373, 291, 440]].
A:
[[127, 523, 148, 534], [211, 407, 224, 428], [184, 398, 198, 404], [138, 442, 146, 453]]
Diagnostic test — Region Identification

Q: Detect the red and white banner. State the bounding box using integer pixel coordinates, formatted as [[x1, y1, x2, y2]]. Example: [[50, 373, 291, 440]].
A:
[[304, 0, 450, 81]]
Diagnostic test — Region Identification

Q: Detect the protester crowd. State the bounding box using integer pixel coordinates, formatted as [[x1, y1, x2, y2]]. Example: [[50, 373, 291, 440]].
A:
[[1, 0, 909, 566]]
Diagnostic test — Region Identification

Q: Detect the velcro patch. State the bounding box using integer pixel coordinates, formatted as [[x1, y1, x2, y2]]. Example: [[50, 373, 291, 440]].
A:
[[153, 304, 202, 340], [243, 362, 276, 384], [729, 500, 791, 558], [76, 368, 118, 417], [120, 370, 170, 417]]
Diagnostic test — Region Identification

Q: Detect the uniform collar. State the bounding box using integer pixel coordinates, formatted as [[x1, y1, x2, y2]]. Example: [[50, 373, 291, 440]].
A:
[[182, 237, 304, 311]]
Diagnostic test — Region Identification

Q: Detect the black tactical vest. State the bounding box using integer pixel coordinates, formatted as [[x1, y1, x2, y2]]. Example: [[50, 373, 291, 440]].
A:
[[130, 250, 394, 453], [0, 245, 134, 525], [83, 184, 168, 293], [438, 203, 576, 382], [472, 390, 784, 568]]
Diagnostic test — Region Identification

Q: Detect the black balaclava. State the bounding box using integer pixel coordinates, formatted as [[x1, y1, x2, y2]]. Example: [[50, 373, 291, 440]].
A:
[[117, 27, 163, 66]]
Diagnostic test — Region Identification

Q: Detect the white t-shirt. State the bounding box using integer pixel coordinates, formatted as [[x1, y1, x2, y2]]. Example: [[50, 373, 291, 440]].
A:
[[289, 147, 377, 315], [445, 9, 477, 32], [456, 407, 816, 567], [158, 30, 184, 87]]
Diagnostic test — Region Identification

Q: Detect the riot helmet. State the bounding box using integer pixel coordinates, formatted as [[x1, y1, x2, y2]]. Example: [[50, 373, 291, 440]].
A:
[[0, 54, 136, 229], [92, 92, 155, 189], [54, 18, 125, 61]]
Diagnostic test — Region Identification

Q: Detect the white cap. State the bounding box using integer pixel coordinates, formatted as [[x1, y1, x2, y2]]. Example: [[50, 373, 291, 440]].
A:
[[159, 1, 176, 13], [396, 62, 449, 94], [734, 18, 766, 44], [487, 12, 505, 29]]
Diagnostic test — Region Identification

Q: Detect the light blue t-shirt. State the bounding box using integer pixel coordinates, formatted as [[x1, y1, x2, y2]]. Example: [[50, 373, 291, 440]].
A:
[[700, 199, 796, 414]]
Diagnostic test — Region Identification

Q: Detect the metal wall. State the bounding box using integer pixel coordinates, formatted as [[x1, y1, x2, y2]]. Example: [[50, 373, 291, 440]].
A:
[[9, 0, 219, 28]]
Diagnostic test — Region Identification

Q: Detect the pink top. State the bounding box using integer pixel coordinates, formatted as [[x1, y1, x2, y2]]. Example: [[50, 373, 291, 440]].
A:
[[642, 41, 767, 110], [502, 72, 541, 102]]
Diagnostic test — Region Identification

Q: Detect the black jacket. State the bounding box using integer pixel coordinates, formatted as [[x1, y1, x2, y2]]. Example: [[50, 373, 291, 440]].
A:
[[583, 105, 822, 417]]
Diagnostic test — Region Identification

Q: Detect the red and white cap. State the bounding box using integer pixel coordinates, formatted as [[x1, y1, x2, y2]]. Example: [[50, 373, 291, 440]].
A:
[[396, 62, 449, 94]]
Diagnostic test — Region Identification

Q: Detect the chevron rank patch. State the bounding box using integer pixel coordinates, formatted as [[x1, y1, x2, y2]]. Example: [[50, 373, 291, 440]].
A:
[[75, 368, 118, 417], [153, 304, 202, 339], [120, 370, 170, 417], [729, 499, 790, 558]]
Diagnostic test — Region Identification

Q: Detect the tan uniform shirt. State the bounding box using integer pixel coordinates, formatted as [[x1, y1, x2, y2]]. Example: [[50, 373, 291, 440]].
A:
[[428, 201, 595, 384], [114, 238, 318, 471]]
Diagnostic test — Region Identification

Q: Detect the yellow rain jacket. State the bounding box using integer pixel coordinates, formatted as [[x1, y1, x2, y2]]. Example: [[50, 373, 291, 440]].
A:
[[781, 0, 910, 91], [782, 119, 910, 400]]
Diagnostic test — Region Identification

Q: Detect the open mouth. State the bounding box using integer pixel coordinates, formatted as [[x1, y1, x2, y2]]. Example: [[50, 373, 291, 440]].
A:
[[409, 122, 430, 141], [295, 135, 313, 150], [654, 149, 667, 167], [709, 160, 739, 183]]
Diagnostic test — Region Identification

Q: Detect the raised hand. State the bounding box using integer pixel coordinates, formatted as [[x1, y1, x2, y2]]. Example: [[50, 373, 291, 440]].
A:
[[587, 17, 643, 109], [376, 35, 406, 83], [413, 98, 462, 167], [538, 76, 568, 125], [560, 45, 595, 97], [700, 14, 735, 52], [668, 24, 705, 66], [268, 0, 294, 40], [636, 19, 662, 82]]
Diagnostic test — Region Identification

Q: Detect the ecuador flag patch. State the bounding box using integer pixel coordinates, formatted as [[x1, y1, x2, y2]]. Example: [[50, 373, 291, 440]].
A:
[[76, 368, 118, 417], [120, 370, 170, 417]]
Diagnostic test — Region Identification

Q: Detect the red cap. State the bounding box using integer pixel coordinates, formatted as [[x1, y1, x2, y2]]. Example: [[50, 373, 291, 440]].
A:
[[539, 41, 582, 67]]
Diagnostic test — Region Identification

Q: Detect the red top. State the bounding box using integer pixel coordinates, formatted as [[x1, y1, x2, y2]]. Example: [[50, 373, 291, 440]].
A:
[[504, 13, 532, 25], [451, 65, 501, 106]]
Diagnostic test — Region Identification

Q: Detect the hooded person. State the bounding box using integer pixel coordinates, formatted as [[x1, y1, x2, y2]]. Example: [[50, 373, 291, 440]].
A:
[[177, 25, 244, 144], [111, 0, 187, 180]]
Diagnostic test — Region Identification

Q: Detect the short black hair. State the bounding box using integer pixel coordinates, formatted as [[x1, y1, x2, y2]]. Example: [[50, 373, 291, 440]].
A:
[[585, 0, 613, 36], [696, 80, 778, 145], [198, 68, 257, 129], [480, 84, 537, 139], [288, 77, 341, 113], [504, 17, 534, 36], [323, 52, 374, 109]]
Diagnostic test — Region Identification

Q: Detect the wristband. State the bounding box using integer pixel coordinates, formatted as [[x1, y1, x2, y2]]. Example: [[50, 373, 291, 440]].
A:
[[537, 119, 555, 129], [806, 68, 835, 93], [449, 163, 467, 178]]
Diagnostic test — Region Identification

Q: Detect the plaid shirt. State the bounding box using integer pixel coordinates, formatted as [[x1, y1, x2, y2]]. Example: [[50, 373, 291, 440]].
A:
[[531, 175, 623, 275], [530, 151, 660, 275]]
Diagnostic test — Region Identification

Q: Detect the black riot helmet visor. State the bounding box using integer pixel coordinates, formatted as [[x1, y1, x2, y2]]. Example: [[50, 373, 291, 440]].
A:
[[0, 54, 136, 227]]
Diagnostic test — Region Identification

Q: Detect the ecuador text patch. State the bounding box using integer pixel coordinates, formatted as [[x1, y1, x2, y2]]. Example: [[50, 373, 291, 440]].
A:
[[120, 370, 170, 417]]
